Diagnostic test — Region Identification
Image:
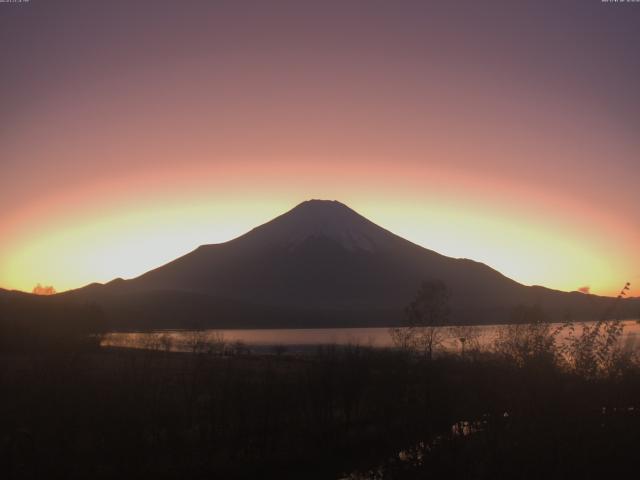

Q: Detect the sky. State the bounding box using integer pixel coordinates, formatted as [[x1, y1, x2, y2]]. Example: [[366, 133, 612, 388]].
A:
[[1, 0, 639, 297]]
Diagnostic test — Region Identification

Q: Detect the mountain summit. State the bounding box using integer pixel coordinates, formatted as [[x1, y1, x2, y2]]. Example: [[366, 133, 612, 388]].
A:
[[63, 200, 635, 329], [234, 200, 398, 253]]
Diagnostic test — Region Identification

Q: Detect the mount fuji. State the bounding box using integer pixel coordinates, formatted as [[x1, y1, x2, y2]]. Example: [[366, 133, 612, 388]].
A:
[[58, 200, 637, 329]]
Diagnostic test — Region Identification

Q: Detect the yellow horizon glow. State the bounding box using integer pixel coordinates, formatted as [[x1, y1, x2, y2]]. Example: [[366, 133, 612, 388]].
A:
[[1, 161, 636, 298]]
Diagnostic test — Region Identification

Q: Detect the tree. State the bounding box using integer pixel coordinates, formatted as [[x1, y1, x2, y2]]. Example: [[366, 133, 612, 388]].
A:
[[32, 284, 56, 295], [561, 282, 631, 379], [390, 280, 450, 360]]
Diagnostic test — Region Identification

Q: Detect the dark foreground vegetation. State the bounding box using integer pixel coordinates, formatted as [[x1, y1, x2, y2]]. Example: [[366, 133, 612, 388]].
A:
[[2, 284, 640, 479], [1, 330, 640, 479]]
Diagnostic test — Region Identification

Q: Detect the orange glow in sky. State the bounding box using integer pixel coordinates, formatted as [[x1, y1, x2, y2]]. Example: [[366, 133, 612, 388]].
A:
[[2, 160, 637, 297], [1, 1, 638, 297]]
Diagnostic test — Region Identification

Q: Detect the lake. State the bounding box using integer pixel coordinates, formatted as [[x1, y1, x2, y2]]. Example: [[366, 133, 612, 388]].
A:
[[102, 319, 640, 353]]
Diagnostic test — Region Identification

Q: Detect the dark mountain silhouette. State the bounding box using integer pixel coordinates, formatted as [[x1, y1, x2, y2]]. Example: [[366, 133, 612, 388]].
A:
[[50, 200, 638, 329]]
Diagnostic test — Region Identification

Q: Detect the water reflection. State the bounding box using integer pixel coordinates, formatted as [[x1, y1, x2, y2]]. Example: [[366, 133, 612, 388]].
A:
[[102, 320, 640, 353]]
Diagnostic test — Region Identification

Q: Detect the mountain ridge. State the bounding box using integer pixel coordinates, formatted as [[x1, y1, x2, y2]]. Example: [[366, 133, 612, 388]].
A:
[[45, 199, 639, 329]]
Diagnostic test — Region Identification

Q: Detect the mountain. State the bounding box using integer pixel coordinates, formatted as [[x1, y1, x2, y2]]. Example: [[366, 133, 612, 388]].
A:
[[59, 200, 639, 329]]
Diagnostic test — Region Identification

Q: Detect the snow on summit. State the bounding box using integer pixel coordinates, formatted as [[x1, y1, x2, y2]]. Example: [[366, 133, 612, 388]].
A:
[[244, 200, 398, 252]]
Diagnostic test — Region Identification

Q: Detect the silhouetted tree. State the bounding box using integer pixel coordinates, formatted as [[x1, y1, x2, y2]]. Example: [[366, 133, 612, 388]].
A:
[[561, 282, 631, 379], [32, 283, 56, 295], [390, 280, 450, 360]]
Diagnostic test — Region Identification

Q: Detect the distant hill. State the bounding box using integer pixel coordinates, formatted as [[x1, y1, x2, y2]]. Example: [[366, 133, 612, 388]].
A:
[[45, 200, 640, 330]]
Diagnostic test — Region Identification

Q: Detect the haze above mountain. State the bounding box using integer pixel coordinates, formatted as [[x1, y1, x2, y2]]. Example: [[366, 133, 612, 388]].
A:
[[54, 200, 636, 329]]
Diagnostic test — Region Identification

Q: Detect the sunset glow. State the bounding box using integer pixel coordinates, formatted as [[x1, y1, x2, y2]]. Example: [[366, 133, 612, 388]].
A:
[[1, 0, 638, 297]]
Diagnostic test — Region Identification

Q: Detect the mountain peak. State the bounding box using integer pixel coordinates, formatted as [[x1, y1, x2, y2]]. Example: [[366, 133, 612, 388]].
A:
[[244, 200, 398, 252], [295, 199, 348, 208], [288, 199, 356, 216], [288, 199, 359, 218]]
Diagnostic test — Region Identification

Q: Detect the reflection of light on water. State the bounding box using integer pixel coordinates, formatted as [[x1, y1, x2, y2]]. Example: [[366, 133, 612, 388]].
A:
[[341, 418, 490, 479], [102, 320, 640, 353], [341, 403, 640, 480]]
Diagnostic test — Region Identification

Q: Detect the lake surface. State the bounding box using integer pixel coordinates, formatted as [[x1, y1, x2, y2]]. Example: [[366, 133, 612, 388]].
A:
[[102, 319, 640, 353]]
